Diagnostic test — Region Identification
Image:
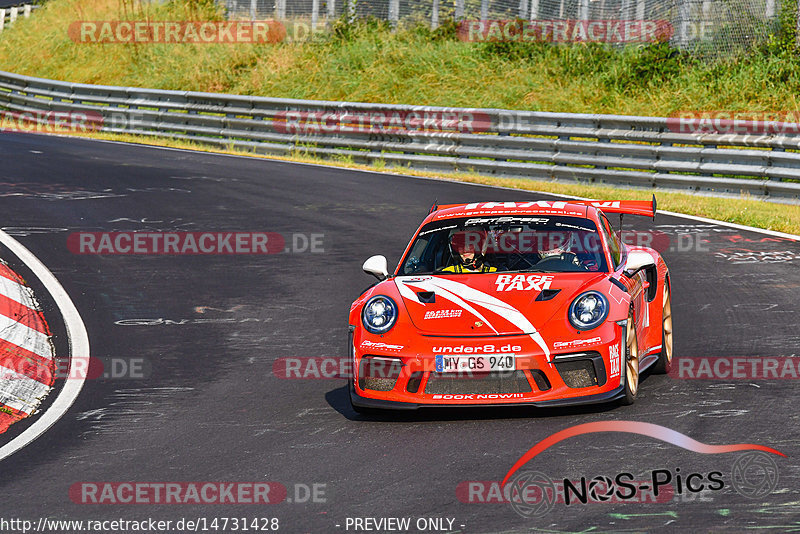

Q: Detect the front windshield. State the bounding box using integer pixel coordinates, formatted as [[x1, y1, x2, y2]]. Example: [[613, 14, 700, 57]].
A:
[[399, 215, 609, 275]]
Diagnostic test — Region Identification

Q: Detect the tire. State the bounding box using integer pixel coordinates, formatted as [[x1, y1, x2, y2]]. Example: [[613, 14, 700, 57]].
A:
[[620, 313, 639, 406], [651, 283, 674, 374]]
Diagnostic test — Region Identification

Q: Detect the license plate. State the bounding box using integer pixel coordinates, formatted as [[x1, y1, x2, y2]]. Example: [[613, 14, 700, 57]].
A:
[[435, 354, 516, 373]]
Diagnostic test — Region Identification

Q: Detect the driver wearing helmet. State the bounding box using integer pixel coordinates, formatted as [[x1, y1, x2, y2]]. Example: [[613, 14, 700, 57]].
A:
[[538, 230, 575, 258], [536, 230, 585, 268], [444, 229, 497, 273]]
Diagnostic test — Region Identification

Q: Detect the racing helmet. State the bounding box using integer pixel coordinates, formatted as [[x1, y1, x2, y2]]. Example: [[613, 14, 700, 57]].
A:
[[449, 229, 488, 267], [538, 230, 576, 257]]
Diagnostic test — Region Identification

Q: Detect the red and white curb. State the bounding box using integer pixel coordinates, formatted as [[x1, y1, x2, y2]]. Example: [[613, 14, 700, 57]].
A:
[[0, 229, 89, 462], [0, 261, 56, 432]]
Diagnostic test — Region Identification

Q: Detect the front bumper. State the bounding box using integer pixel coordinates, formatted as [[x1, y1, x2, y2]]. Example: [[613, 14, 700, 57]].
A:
[[350, 322, 626, 409], [349, 379, 626, 410]]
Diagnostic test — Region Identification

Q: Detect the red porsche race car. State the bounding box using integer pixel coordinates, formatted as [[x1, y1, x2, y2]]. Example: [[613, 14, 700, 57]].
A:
[[348, 198, 673, 412]]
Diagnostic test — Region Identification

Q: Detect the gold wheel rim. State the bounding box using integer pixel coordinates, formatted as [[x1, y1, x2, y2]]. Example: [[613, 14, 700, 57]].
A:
[[626, 319, 639, 395], [663, 290, 673, 363]]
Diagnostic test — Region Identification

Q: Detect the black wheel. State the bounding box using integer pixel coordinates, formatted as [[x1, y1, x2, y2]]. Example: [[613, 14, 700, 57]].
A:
[[651, 284, 673, 374], [620, 313, 639, 406]]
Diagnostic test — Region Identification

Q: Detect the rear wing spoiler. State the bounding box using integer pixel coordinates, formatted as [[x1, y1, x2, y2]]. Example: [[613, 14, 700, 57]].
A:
[[572, 195, 657, 219]]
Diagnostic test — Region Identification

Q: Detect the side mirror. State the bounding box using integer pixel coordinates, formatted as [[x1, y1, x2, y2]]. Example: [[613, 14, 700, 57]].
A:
[[623, 250, 656, 278], [362, 255, 389, 281]]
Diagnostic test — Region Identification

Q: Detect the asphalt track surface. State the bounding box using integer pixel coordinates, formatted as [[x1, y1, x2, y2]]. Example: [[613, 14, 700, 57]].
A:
[[1, 131, 799, 533]]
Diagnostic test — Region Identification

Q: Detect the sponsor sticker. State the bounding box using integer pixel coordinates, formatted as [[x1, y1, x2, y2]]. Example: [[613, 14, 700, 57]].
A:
[[432, 394, 525, 400], [495, 274, 554, 292], [360, 340, 404, 351], [553, 337, 602, 350], [401, 276, 432, 283], [424, 309, 463, 320], [432, 344, 522, 354], [609, 344, 621, 378]]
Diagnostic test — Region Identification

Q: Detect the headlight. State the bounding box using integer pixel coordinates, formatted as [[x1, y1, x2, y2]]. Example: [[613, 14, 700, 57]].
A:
[[362, 295, 398, 334], [568, 291, 609, 331]]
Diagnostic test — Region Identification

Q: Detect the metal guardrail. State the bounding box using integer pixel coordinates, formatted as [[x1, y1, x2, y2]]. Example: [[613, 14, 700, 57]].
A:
[[2, 69, 800, 202]]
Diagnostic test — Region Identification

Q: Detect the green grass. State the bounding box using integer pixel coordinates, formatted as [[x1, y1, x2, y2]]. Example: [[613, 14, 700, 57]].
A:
[[2, 0, 800, 115]]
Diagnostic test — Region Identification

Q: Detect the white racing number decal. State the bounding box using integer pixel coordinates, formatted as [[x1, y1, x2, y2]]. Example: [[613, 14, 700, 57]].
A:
[[495, 274, 554, 292]]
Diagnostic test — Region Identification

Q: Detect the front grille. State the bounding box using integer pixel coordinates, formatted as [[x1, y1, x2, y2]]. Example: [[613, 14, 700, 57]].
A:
[[554, 359, 598, 388], [362, 376, 398, 391], [358, 355, 402, 392], [424, 371, 532, 395]]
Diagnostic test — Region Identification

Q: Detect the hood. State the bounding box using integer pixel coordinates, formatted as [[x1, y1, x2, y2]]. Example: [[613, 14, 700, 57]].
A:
[[394, 273, 607, 338]]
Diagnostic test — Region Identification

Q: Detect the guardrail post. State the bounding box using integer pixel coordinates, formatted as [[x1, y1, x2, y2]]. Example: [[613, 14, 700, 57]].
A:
[[250, 0, 256, 20], [312, 0, 319, 25], [455, 0, 464, 21], [676, 0, 690, 48], [529, 0, 538, 20], [596, 137, 610, 169], [327, 0, 335, 18], [518, 0, 526, 19], [431, 0, 440, 29], [770, 147, 783, 180], [766, 0, 776, 18], [578, 0, 588, 21], [23, 4, 31, 17], [0, 10, 5, 32], [796, 0, 800, 47], [347, 0, 356, 24], [10, 6, 18, 23], [635, 0, 644, 20], [276, 0, 286, 20], [389, 0, 399, 28], [480, 0, 489, 20], [620, 0, 631, 19]]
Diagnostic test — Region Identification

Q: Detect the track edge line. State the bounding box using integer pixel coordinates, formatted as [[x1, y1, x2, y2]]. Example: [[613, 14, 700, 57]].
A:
[[0, 229, 90, 462]]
